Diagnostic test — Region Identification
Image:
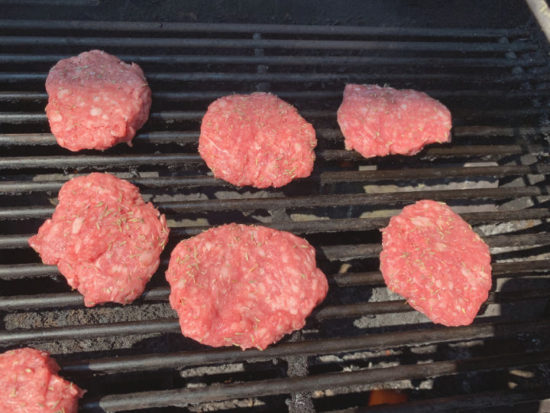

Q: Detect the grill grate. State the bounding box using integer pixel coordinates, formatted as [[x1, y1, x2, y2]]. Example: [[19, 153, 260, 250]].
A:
[[0, 18, 550, 412]]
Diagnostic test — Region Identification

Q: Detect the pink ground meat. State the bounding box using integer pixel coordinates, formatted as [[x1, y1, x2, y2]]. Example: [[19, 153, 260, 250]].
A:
[[46, 49, 151, 151], [199, 92, 317, 188], [337, 84, 451, 158], [380, 200, 492, 326], [0, 348, 84, 413], [166, 224, 328, 350], [29, 173, 169, 307]]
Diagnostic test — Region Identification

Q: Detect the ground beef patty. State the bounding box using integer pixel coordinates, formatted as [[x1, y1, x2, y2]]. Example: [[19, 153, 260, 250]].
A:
[[29, 173, 169, 307], [380, 200, 491, 326], [46, 49, 151, 151], [337, 84, 451, 158], [166, 224, 328, 350], [199, 92, 317, 188], [0, 348, 84, 413]]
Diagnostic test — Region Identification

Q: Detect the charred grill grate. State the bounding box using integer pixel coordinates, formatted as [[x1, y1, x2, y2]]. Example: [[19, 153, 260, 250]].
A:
[[0, 17, 549, 412]]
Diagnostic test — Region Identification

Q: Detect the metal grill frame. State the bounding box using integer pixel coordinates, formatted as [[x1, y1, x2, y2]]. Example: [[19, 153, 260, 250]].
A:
[[0, 16, 550, 412]]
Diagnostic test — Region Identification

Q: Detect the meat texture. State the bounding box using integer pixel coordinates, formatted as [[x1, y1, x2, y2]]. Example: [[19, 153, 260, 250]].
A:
[[166, 224, 328, 350], [0, 348, 84, 413], [337, 84, 451, 158], [46, 49, 151, 151], [199, 92, 317, 188], [380, 200, 492, 326], [29, 173, 169, 307]]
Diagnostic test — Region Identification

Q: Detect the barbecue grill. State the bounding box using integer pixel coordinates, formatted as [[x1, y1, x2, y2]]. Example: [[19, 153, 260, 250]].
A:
[[1, 1, 550, 411]]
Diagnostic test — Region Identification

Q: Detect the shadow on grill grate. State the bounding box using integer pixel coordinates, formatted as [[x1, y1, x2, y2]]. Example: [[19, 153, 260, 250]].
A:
[[0, 8, 550, 413]]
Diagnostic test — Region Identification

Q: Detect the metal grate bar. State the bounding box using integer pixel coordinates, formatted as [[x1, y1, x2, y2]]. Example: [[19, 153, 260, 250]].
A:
[[3, 232, 549, 257], [0, 36, 535, 52], [1, 187, 547, 220], [321, 233, 550, 261], [320, 164, 550, 184], [79, 350, 550, 411], [2, 259, 548, 310], [4, 88, 550, 106], [0, 154, 202, 170], [1, 71, 547, 85], [1, 165, 549, 194], [320, 145, 546, 160], [57, 319, 550, 375], [0, 54, 542, 68], [2, 107, 549, 126], [0, 19, 529, 37], [0, 263, 58, 280], [0, 131, 199, 146], [0, 234, 32, 249], [2, 209, 549, 251], [151, 187, 549, 213], [0, 145, 541, 167], [0, 186, 549, 219], [2, 256, 549, 286], [2, 288, 550, 346], [3, 123, 549, 147], [0, 318, 181, 345], [316, 288, 550, 320]]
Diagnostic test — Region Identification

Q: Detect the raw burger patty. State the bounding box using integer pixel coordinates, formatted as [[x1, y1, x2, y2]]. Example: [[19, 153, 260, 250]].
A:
[[380, 200, 492, 326], [46, 49, 152, 151], [199, 92, 317, 188], [337, 84, 451, 158], [0, 348, 84, 413], [166, 224, 328, 349], [29, 173, 169, 307]]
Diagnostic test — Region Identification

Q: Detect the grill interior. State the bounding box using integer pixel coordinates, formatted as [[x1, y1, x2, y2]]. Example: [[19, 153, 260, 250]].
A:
[[1, 11, 550, 413]]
